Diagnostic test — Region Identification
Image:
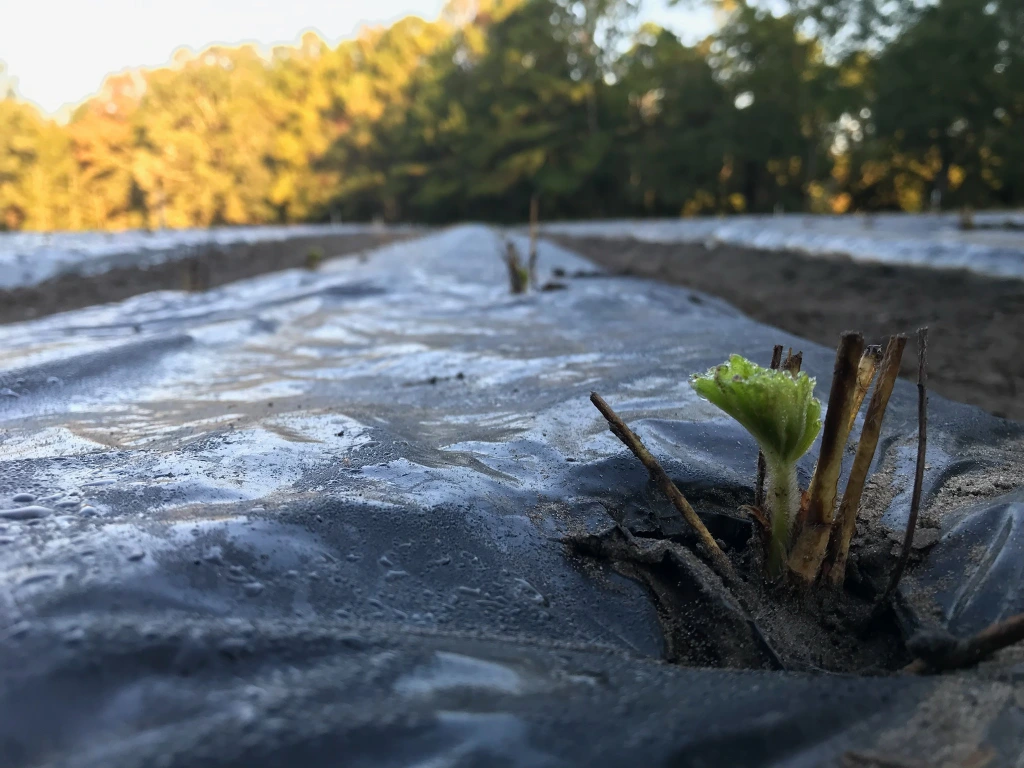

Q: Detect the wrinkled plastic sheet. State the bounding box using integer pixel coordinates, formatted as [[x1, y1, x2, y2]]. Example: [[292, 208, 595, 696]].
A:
[[1, 225, 1023, 766], [543, 212, 1024, 278]]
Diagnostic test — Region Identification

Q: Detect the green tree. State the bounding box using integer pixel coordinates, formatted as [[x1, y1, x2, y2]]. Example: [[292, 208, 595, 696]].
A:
[[263, 33, 342, 222], [453, 0, 616, 219], [0, 65, 77, 231], [611, 25, 731, 215], [873, 0, 1008, 210], [4, 0, 1024, 231], [132, 45, 276, 228], [709, 3, 843, 212], [68, 71, 147, 229]]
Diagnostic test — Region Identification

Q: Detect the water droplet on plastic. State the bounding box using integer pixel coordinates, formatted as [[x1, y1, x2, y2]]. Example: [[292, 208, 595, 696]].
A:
[[12, 493, 35, 503], [218, 637, 250, 657], [64, 627, 86, 644], [243, 582, 264, 596], [513, 577, 548, 606], [19, 571, 57, 586], [338, 633, 366, 650], [0, 506, 52, 520]]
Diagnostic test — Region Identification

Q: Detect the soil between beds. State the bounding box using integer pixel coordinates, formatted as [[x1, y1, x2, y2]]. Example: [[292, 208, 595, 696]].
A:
[[0, 229, 421, 326], [549, 235, 1024, 421]]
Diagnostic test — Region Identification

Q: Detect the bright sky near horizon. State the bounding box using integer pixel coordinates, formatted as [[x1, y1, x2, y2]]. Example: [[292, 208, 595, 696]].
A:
[[0, 0, 711, 117]]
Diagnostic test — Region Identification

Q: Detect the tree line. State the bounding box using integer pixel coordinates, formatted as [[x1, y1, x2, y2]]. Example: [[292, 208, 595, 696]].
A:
[[1, 0, 1022, 231]]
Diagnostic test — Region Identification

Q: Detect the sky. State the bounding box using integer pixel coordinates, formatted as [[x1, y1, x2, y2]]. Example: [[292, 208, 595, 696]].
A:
[[0, 0, 711, 117]]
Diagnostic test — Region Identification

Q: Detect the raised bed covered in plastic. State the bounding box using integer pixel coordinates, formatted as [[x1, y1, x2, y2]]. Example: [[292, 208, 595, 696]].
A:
[[1, 226, 1022, 767]]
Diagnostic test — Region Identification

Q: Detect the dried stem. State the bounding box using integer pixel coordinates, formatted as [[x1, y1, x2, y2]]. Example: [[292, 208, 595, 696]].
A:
[[739, 504, 771, 537], [528, 194, 539, 288], [846, 346, 883, 437], [904, 610, 1024, 674], [570, 525, 784, 670], [754, 344, 785, 510], [781, 349, 803, 375], [823, 335, 907, 585], [504, 240, 529, 294], [788, 332, 865, 583], [877, 328, 929, 611], [590, 392, 738, 586], [182, 251, 210, 292]]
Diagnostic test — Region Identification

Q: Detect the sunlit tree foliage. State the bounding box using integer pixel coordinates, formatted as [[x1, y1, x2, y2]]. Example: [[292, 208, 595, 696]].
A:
[[1, 0, 1022, 230]]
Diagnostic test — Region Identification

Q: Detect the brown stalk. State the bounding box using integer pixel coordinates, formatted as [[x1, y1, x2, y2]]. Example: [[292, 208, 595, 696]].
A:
[[740, 504, 771, 535], [504, 240, 529, 294], [754, 345, 786, 510], [905, 614, 1024, 671], [182, 252, 210, 292], [590, 392, 738, 586], [877, 328, 929, 611], [823, 335, 907, 585], [845, 345, 883, 437], [904, 611, 1024, 674], [781, 349, 803, 375], [528, 194, 540, 288], [787, 332, 865, 583]]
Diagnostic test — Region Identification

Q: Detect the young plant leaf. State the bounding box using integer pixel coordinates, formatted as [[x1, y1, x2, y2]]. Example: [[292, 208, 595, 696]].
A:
[[691, 354, 823, 577], [690, 354, 821, 466]]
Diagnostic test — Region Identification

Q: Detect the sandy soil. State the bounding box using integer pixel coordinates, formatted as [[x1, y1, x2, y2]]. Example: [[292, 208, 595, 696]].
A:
[[0, 230, 418, 326], [551, 235, 1024, 421]]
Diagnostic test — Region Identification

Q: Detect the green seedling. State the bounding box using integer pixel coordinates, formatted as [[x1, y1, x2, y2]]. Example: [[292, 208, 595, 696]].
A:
[[591, 331, 1024, 673], [591, 330, 1024, 672], [305, 247, 325, 270], [504, 240, 530, 295], [691, 354, 821, 576]]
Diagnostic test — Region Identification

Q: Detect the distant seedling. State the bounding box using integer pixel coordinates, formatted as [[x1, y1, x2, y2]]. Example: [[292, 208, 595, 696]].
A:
[[182, 252, 212, 292], [305, 246, 325, 270], [502, 200, 564, 294], [504, 239, 530, 295]]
